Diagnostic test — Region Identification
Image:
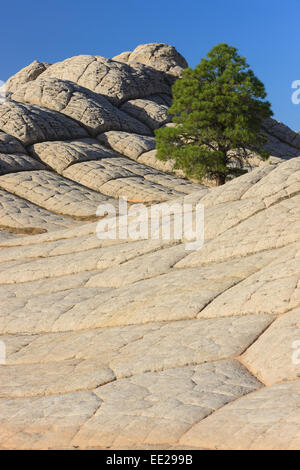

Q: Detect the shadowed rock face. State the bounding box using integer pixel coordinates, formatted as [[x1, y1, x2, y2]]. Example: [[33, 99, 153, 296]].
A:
[[11, 78, 153, 136], [5, 60, 51, 94], [0, 44, 299, 450]]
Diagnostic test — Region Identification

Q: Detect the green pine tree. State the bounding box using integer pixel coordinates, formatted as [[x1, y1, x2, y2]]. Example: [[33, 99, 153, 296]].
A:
[[155, 43, 273, 186]]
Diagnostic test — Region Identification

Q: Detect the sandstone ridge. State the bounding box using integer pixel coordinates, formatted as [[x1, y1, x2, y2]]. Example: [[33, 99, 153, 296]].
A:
[[0, 44, 299, 450]]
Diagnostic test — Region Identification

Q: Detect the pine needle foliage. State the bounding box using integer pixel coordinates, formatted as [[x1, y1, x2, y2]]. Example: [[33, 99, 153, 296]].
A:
[[155, 43, 273, 185]]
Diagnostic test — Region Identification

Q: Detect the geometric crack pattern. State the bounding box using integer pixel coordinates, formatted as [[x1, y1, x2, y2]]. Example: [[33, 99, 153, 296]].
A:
[[0, 43, 300, 449]]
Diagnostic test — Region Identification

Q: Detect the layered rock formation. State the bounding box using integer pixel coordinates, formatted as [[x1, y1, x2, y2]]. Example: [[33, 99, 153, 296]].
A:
[[0, 44, 299, 450]]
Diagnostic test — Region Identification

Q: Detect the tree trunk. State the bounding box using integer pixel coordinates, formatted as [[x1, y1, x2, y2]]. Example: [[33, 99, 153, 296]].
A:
[[215, 173, 226, 186]]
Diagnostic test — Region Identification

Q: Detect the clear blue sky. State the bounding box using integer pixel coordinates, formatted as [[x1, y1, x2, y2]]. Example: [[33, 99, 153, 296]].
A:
[[1, 0, 300, 129]]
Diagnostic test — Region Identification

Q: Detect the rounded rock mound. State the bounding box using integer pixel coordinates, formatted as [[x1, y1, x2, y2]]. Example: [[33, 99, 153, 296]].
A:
[[113, 42, 188, 76], [0, 43, 299, 450]]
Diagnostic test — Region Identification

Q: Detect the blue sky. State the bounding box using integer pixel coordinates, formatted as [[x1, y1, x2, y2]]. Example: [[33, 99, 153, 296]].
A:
[[1, 0, 300, 129]]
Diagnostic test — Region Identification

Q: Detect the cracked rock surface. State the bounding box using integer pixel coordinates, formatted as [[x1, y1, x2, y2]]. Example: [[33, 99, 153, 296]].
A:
[[0, 43, 299, 449]]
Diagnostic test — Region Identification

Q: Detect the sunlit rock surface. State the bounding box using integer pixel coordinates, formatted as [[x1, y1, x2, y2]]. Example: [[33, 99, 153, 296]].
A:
[[0, 43, 299, 450]]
